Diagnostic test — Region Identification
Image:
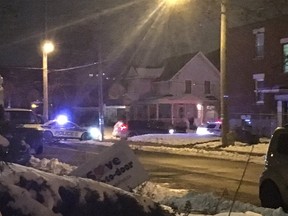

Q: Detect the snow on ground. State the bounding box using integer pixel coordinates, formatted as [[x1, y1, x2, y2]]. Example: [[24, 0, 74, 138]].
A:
[[2, 132, 287, 216], [127, 133, 270, 164]]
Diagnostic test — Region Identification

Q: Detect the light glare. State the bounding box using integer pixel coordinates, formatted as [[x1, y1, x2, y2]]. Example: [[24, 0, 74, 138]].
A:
[[163, 0, 187, 6], [165, 0, 177, 5], [56, 115, 68, 125], [89, 127, 101, 140], [43, 41, 55, 54]]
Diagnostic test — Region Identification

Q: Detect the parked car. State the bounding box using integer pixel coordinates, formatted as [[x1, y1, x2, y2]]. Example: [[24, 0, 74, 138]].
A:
[[259, 126, 288, 210], [41, 119, 100, 143], [112, 120, 175, 139], [173, 118, 189, 133], [4, 108, 44, 154]]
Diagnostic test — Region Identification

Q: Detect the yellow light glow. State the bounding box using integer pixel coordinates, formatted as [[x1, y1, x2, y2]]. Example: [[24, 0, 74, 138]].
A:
[[165, 0, 178, 5], [163, 0, 187, 6], [31, 103, 38, 109], [42, 41, 54, 54]]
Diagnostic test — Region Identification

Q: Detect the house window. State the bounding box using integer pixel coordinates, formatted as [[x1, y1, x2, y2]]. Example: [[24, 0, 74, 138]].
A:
[[185, 80, 192, 94], [283, 43, 288, 73], [149, 104, 157, 119], [253, 27, 265, 58], [253, 73, 265, 104], [204, 81, 211, 94], [159, 104, 171, 118]]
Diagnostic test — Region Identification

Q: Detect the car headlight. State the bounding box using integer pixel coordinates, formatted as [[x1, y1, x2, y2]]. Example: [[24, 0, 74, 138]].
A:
[[88, 127, 101, 140], [196, 127, 211, 135]]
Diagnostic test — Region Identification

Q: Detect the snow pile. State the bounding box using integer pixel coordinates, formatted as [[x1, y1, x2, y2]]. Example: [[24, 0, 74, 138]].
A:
[[0, 163, 170, 216]]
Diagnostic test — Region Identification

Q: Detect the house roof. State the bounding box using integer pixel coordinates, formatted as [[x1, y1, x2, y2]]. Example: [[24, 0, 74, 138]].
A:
[[125, 66, 163, 79], [135, 67, 163, 79], [126, 51, 220, 82], [155, 52, 198, 82], [133, 94, 218, 105]]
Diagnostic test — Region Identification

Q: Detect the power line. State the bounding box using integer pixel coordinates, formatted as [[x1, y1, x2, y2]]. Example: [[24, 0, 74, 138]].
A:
[[1, 60, 108, 73]]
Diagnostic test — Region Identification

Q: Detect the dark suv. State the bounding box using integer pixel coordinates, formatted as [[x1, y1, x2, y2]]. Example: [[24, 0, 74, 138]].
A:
[[4, 108, 44, 154], [259, 126, 288, 210]]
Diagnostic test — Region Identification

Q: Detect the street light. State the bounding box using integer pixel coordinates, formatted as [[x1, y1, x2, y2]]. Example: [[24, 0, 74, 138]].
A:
[[42, 40, 54, 121]]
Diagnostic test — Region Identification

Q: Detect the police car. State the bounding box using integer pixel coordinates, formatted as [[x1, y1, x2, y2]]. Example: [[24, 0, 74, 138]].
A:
[[41, 115, 101, 142]]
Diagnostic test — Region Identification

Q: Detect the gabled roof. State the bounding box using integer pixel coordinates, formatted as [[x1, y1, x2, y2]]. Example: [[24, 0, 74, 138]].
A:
[[126, 66, 163, 79], [135, 67, 163, 79], [154, 51, 220, 82], [155, 52, 198, 82]]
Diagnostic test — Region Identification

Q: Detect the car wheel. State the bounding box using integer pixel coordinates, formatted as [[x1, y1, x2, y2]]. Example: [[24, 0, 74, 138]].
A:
[[43, 131, 53, 144], [260, 180, 283, 209], [80, 132, 90, 141], [128, 132, 137, 137]]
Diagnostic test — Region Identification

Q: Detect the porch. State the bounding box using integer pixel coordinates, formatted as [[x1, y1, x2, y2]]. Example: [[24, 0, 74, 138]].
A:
[[127, 95, 219, 128]]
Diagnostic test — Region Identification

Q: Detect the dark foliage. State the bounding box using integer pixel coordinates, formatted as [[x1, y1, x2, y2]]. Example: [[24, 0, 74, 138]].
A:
[[0, 185, 30, 216], [0, 135, 31, 166], [54, 186, 172, 216], [55, 186, 81, 215], [17, 176, 50, 204]]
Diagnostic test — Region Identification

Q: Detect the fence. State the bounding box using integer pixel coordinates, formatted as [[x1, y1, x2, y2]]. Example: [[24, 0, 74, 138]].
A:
[[229, 113, 278, 138]]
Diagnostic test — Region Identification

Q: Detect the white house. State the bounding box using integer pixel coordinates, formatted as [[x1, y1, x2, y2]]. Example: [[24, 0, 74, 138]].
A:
[[109, 51, 220, 127]]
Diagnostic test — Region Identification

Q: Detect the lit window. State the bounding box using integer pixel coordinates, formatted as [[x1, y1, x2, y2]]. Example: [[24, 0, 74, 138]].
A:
[[204, 81, 211, 94], [283, 43, 288, 73], [253, 28, 265, 58], [185, 80, 192, 94]]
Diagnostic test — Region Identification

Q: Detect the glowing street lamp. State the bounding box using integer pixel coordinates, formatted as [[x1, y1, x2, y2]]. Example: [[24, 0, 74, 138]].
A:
[[42, 40, 54, 121], [162, 0, 188, 7]]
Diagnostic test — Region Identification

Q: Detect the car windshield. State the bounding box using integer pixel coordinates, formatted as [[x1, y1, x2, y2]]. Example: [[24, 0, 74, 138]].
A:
[[207, 124, 217, 129], [44, 121, 79, 129], [5, 111, 38, 124]]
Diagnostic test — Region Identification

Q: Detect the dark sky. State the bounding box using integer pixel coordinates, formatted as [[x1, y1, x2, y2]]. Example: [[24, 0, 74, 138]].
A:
[[1, 0, 288, 71]]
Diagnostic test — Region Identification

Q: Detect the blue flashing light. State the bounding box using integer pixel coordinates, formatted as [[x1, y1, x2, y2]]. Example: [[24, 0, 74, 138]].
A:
[[56, 115, 68, 125]]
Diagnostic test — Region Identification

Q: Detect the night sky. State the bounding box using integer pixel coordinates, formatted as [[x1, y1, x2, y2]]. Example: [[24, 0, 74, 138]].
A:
[[1, 0, 288, 72]]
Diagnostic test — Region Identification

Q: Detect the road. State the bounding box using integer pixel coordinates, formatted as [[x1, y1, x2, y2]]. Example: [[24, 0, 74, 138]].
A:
[[136, 150, 262, 206], [39, 141, 263, 207]]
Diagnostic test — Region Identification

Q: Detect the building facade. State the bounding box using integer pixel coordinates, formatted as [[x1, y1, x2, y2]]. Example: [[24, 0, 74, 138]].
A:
[[227, 15, 288, 136]]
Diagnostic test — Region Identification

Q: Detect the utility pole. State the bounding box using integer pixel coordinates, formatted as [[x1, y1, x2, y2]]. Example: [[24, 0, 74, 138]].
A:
[[97, 26, 104, 141], [42, 41, 54, 121], [43, 51, 48, 121], [220, 0, 229, 146]]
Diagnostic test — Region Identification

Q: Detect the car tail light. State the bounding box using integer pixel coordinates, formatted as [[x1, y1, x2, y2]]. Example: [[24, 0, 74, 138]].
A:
[[120, 124, 127, 131]]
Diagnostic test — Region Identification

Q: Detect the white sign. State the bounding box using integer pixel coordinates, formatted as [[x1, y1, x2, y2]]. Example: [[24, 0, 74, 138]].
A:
[[69, 140, 149, 191]]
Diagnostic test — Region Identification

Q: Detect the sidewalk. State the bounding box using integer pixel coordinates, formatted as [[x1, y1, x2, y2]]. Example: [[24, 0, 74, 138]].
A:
[[127, 133, 269, 164]]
